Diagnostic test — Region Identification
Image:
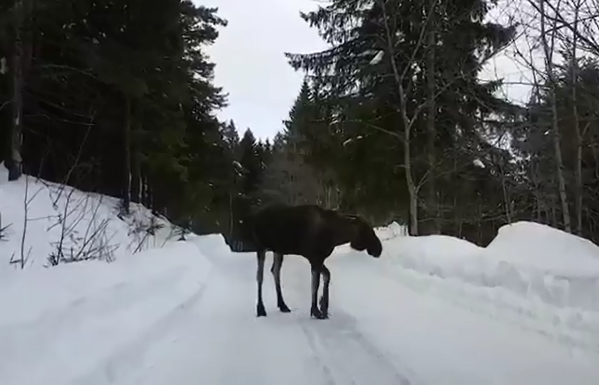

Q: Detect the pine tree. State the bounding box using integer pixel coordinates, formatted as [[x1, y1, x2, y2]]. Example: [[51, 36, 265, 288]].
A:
[[0, 0, 236, 234], [284, 0, 518, 238]]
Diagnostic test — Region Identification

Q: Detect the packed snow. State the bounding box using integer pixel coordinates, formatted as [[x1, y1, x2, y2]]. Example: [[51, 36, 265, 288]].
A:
[[1, 171, 599, 384]]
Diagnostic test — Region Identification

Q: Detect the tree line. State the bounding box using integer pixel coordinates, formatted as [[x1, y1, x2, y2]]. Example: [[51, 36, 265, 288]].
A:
[[3, 0, 599, 248], [251, 0, 599, 246], [1, 0, 238, 235]]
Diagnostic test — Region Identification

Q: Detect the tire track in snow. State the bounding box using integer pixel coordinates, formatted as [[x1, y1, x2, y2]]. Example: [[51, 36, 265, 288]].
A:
[[119, 252, 340, 385], [66, 244, 215, 385], [282, 257, 422, 385], [68, 274, 211, 385], [0, 267, 187, 369], [297, 311, 418, 385], [1, 267, 182, 330]]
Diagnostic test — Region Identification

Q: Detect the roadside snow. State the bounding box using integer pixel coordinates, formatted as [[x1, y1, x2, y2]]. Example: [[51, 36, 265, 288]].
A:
[[0, 165, 183, 274], [384, 220, 599, 351], [486, 221, 599, 276], [375, 221, 408, 241], [386, 221, 599, 312]]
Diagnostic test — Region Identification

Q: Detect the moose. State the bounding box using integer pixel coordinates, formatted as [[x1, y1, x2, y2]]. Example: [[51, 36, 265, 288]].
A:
[[243, 204, 383, 320]]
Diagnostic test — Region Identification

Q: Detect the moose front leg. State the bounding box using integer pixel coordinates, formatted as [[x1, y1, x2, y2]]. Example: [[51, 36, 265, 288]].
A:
[[256, 250, 267, 317], [310, 263, 326, 319], [319, 264, 330, 318], [271, 252, 291, 313]]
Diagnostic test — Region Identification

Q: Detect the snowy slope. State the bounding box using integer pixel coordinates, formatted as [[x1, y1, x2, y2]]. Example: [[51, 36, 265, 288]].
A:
[[0, 165, 185, 274]]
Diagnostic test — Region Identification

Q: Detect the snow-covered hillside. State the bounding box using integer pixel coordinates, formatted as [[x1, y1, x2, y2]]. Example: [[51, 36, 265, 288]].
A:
[[2, 170, 599, 384], [0, 165, 185, 275]]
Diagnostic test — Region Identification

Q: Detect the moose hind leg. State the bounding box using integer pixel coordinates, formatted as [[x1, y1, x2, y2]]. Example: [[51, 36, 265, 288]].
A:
[[310, 263, 326, 319], [271, 252, 291, 312], [256, 250, 267, 317], [319, 264, 330, 318]]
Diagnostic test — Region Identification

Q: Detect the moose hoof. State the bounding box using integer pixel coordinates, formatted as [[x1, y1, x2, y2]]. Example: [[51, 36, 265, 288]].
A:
[[278, 303, 291, 313], [256, 303, 267, 317], [310, 307, 328, 320]]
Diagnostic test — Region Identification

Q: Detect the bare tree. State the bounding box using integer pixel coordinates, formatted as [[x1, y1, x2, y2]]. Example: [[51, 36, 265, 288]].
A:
[[46, 184, 117, 266], [509, 0, 574, 232], [540, 0, 572, 232], [10, 174, 40, 268], [262, 140, 326, 206], [377, 0, 514, 235], [530, 0, 599, 235], [425, 0, 439, 234], [570, 0, 584, 235], [379, 0, 438, 235]]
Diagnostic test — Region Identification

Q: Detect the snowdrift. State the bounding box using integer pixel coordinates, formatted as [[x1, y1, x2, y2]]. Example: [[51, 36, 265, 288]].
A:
[[0, 240, 213, 385], [383, 220, 599, 313], [375, 221, 408, 241], [0, 166, 184, 275]]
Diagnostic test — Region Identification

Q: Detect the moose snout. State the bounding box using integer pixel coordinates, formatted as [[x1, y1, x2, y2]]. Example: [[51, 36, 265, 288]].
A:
[[368, 244, 382, 258]]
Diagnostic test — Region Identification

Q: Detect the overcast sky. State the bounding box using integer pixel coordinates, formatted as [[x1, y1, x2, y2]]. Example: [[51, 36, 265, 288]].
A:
[[196, 0, 532, 141], [197, 0, 328, 141]]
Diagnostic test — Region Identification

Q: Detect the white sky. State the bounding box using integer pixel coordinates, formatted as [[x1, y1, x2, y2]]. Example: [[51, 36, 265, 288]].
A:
[[197, 0, 533, 141], [197, 0, 328, 141]]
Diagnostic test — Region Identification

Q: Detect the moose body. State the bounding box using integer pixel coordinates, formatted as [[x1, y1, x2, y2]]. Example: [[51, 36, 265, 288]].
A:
[[245, 204, 382, 319]]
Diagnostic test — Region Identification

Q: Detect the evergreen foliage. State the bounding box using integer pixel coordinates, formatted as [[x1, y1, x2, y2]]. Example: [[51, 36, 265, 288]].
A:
[[0, 0, 238, 235], [4, 0, 599, 248]]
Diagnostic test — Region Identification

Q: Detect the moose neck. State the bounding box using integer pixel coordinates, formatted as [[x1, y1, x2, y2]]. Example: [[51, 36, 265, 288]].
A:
[[329, 215, 356, 247]]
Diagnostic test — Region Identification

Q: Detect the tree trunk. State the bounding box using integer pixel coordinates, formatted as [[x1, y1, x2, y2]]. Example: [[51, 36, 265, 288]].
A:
[[130, 101, 141, 204], [570, 3, 583, 235], [147, 179, 153, 210], [379, 0, 419, 235], [425, 0, 438, 234], [549, 69, 571, 233], [500, 169, 512, 223], [539, 0, 571, 233], [6, 0, 26, 181], [122, 94, 132, 214], [140, 169, 146, 206], [405, 125, 418, 235]]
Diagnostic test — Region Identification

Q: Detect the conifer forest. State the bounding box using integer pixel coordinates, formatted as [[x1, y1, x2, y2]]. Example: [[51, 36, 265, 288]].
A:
[[2, 0, 599, 247]]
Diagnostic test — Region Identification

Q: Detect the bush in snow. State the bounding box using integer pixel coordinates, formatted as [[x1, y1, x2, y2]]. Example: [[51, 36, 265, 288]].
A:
[[0, 212, 10, 242]]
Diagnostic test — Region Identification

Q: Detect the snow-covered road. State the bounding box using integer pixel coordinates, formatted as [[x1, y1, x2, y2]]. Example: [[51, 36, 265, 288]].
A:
[[94, 241, 598, 385], [3, 170, 599, 384]]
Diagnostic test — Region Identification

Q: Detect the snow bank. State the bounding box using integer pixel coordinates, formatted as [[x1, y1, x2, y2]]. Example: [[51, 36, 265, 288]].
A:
[[384, 234, 484, 279], [383, 221, 599, 313], [375, 221, 408, 241], [194, 233, 233, 257], [0, 240, 212, 385], [0, 166, 184, 275], [486, 221, 599, 276]]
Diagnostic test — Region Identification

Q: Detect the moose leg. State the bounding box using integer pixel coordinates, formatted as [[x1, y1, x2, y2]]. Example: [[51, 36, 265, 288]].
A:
[[319, 264, 330, 318], [310, 263, 326, 319], [256, 250, 267, 317], [271, 252, 291, 312]]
